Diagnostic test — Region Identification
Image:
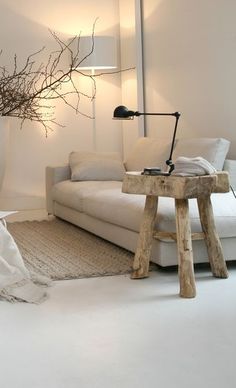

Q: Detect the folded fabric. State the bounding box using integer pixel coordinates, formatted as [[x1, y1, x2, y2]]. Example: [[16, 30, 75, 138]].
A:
[[172, 156, 217, 176], [0, 222, 51, 303]]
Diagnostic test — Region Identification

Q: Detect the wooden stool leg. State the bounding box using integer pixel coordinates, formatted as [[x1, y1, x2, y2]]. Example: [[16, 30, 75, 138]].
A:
[[175, 199, 196, 298], [197, 196, 228, 278], [131, 195, 158, 279]]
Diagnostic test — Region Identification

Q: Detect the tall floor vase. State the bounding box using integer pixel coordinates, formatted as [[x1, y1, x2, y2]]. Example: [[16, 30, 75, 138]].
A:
[[0, 116, 9, 191]]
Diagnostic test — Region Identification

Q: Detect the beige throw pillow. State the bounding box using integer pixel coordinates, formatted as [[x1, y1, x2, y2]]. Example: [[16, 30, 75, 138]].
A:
[[69, 151, 126, 181], [172, 138, 230, 170]]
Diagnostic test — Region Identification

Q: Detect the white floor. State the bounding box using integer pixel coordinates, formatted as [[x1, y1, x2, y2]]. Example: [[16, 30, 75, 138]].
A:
[[1, 263, 236, 388]]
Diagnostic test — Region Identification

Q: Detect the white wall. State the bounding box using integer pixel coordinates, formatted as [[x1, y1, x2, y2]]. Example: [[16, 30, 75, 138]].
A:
[[2, 0, 233, 211], [142, 0, 236, 159], [0, 0, 123, 209], [119, 0, 145, 159]]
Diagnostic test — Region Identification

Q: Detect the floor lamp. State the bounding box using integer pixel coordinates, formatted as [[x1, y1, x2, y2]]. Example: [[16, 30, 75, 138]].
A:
[[77, 36, 117, 150]]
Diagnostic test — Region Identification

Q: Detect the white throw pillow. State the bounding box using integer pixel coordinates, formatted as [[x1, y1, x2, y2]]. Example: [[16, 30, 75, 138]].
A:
[[69, 151, 126, 181], [172, 137, 230, 170], [124, 137, 172, 172]]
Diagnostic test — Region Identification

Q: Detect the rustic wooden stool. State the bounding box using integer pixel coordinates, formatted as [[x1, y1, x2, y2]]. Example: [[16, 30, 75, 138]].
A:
[[122, 172, 230, 298]]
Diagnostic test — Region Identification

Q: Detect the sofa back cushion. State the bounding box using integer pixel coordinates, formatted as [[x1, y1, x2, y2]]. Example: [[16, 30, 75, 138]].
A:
[[223, 159, 236, 188], [172, 137, 230, 170], [69, 151, 125, 181], [124, 137, 172, 172]]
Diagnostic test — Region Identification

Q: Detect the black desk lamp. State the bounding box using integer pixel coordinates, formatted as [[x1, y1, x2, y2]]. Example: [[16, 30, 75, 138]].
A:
[[113, 105, 181, 175]]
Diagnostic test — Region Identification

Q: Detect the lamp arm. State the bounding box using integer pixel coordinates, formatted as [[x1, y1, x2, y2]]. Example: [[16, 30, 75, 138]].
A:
[[166, 112, 180, 173], [134, 111, 180, 119], [114, 107, 181, 174], [134, 111, 179, 117], [135, 111, 181, 174]]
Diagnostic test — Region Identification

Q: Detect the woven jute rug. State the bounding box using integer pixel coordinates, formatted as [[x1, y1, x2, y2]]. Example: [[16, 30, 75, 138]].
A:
[[7, 218, 134, 280]]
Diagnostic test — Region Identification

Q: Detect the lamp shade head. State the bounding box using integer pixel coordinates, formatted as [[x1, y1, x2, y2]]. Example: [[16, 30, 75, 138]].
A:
[[113, 105, 135, 119], [77, 36, 117, 70]]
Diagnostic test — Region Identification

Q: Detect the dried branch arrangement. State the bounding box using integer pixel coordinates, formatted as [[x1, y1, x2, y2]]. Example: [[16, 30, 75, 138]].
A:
[[0, 21, 127, 136]]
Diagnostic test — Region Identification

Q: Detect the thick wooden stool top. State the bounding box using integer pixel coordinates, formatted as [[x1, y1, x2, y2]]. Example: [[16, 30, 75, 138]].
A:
[[122, 171, 230, 199]]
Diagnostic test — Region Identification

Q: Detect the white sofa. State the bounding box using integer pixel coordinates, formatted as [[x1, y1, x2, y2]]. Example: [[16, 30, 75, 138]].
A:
[[46, 137, 236, 266]]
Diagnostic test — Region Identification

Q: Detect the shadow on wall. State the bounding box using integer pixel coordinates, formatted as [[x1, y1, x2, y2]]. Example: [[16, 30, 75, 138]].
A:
[[1, 0, 119, 35], [142, 0, 236, 158], [0, 1, 119, 67]]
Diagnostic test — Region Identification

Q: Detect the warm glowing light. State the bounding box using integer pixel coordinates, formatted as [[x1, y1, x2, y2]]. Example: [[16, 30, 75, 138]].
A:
[[2, 0, 119, 35]]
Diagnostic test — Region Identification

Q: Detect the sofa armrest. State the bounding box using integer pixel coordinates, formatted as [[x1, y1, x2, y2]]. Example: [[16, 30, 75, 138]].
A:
[[46, 165, 71, 214], [223, 159, 236, 189]]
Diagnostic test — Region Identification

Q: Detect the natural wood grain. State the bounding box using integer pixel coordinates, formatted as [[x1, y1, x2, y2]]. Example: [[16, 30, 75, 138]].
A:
[[131, 195, 158, 279], [175, 199, 196, 298], [122, 172, 229, 199], [153, 231, 204, 241], [197, 196, 229, 278], [212, 171, 230, 193]]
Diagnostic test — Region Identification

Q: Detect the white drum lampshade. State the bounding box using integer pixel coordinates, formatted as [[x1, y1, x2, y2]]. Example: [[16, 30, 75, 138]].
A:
[[71, 35, 117, 151]]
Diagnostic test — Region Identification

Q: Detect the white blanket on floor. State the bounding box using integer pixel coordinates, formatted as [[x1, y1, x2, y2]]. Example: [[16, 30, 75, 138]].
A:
[[0, 221, 50, 303]]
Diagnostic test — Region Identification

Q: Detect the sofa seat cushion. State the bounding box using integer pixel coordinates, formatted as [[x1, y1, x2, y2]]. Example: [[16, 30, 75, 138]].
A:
[[155, 192, 236, 238], [52, 180, 123, 212], [52, 181, 236, 239], [82, 186, 236, 239]]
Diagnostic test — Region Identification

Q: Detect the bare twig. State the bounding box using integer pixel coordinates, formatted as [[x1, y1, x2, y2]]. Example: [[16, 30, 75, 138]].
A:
[[0, 20, 134, 135]]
